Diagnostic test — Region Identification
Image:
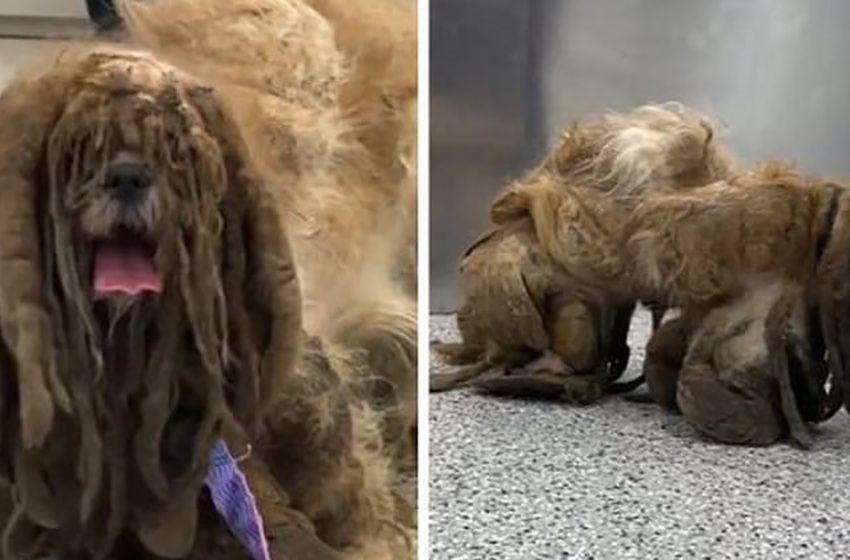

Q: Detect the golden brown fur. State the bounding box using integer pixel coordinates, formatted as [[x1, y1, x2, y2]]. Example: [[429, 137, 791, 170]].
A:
[[435, 103, 847, 448], [0, 0, 416, 558], [622, 164, 838, 309], [468, 115, 845, 443], [431, 105, 731, 399]]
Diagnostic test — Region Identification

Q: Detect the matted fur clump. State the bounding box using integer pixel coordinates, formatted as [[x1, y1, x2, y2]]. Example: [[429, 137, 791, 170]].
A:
[[432, 104, 731, 400], [0, 0, 416, 558]]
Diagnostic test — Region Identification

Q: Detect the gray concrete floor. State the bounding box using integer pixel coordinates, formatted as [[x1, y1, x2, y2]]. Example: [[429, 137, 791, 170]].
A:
[[430, 312, 850, 560]]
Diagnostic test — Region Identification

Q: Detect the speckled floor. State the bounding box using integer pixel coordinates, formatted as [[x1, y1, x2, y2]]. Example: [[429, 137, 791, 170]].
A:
[[429, 312, 850, 560]]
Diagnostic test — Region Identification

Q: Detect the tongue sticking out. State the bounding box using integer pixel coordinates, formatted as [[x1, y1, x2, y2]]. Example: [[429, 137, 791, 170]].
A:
[[94, 238, 162, 297]]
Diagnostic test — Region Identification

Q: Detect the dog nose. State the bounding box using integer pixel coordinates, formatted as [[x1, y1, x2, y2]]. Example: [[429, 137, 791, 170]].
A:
[[105, 162, 152, 203]]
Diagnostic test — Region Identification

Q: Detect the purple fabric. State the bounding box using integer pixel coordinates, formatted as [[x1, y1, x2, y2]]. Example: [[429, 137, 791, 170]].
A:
[[205, 440, 272, 560]]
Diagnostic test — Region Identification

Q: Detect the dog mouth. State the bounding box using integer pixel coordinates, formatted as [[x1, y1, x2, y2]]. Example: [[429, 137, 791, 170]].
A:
[[93, 228, 161, 298]]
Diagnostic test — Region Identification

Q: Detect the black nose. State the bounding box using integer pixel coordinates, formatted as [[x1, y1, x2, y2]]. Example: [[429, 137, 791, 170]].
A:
[[104, 162, 152, 203]]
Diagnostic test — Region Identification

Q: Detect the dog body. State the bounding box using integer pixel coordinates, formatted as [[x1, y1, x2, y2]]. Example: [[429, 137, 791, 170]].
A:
[[645, 281, 827, 447], [524, 159, 845, 445], [623, 167, 837, 310], [0, 0, 416, 558]]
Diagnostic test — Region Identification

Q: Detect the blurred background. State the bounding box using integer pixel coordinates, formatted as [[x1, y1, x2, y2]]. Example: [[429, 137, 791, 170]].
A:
[[0, 2, 82, 87], [0, 0, 118, 89], [430, 0, 850, 311]]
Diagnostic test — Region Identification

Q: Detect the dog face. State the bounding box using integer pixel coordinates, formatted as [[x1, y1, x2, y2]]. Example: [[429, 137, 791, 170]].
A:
[[75, 150, 162, 298], [45, 52, 230, 306]]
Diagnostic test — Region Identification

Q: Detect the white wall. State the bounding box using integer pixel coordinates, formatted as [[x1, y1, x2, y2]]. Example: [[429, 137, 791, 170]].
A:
[[0, 0, 88, 88], [0, 39, 66, 88], [0, 0, 86, 19]]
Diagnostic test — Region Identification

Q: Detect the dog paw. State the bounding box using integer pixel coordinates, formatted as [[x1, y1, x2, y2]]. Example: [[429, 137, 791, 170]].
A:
[[789, 424, 814, 450], [560, 376, 604, 405]]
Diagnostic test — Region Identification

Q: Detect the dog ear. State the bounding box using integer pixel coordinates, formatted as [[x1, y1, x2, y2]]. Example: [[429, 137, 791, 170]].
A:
[[490, 184, 530, 224], [0, 65, 75, 452], [223, 172, 303, 426], [185, 86, 303, 431]]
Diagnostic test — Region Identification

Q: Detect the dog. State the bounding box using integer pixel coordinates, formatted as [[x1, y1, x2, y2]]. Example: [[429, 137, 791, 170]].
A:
[[118, 0, 419, 463], [0, 0, 416, 558], [431, 104, 732, 402], [630, 164, 845, 446]]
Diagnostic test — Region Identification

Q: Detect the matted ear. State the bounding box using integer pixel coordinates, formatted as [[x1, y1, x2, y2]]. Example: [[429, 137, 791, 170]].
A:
[[185, 87, 304, 432], [0, 65, 74, 452], [222, 174, 303, 427]]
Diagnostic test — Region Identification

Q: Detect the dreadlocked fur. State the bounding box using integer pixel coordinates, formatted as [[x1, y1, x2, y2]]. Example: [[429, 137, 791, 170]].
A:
[[0, 48, 308, 558], [0, 0, 416, 557], [433, 103, 849, 447], [118, 0, 418, 467], [451, 130, 847, 447], [431, 104, 732, 400]]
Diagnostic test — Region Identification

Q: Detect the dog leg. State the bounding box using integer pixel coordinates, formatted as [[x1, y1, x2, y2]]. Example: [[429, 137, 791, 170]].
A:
[[470, 296, 606, 403], [260, 338, 410, 559], [677, 287, 810, 447], [330, 299, 417, 467], [766, 291, 813, 449], [431, 341, 484, 366], [643, 314, 697, 410], [430, 361, 498, 393], [607, 302, 635, 381], [649, 304, 666, 332]]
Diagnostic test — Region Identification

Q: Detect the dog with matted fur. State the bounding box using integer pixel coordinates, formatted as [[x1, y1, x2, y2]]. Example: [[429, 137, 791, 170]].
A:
[[433, 103, 848, 448], [629, 163, 844, 447], [432, 104, 731, 402], [0, 0, 416, 558]]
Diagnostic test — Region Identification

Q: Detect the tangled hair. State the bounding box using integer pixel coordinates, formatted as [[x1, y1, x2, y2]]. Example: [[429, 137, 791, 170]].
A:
[[115, 0, 419, 475], [0, 49, 301, 558], [540, 103, 733, 196], [484, 103, 733, 283], [115, 0, 417, 339]]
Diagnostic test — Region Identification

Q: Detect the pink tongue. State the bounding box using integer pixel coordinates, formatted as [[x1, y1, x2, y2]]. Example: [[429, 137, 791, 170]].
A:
[[94, 240, 162, 297]]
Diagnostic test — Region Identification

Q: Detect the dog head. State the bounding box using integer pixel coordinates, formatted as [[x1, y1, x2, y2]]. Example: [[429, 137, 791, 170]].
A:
[[0, 48, 302, 558], [545, 103, 734, 194], [47, 51, 226, 304]]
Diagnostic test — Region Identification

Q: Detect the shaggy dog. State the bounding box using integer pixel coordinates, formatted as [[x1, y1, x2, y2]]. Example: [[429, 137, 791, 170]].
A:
[[630, 164, 844, 447], [431, 105, 731, 401], [0, 0, 416, 558], [464, 140, 844, 446], [433, 104, 846, 448]]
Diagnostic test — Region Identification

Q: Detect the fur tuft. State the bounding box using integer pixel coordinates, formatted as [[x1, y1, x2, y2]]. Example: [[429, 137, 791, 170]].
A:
[[544, 103, 733, 196]]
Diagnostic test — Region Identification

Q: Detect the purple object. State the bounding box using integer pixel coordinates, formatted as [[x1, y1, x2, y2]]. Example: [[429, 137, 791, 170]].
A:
[[205, 440, 272, 560]]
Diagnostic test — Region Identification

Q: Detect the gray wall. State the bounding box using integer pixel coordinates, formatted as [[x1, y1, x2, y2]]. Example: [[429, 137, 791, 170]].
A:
[[0, 1, 85, 18], [430, 0, 850, 312]]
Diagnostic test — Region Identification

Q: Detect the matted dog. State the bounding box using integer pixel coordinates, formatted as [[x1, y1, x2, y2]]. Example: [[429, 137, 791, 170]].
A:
[[631, 164, 844, 447], [0, 0, 416, 558], [433, 104, 848, 448], [431, 104, 731, 402]]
